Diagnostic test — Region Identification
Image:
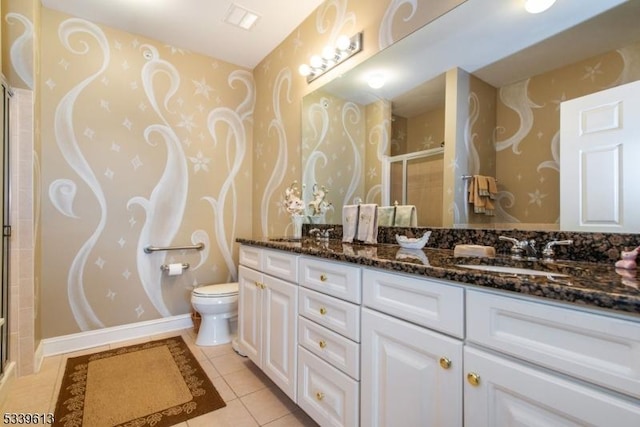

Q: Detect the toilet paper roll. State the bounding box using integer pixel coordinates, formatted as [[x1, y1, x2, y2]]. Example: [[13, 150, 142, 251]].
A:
[[168, 263, 183, 276]]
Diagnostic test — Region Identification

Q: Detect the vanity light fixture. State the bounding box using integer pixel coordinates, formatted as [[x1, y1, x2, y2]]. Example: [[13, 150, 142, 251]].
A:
[[524, 0, 556, 14], [299, 32, 363, 83]]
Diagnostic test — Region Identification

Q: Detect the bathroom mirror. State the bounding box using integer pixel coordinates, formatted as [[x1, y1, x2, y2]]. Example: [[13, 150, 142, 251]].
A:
[[301, 0, 640, 229]]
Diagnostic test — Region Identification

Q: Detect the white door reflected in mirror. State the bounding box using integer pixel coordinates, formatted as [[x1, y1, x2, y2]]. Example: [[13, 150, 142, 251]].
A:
[[560, 79, 640, 233]]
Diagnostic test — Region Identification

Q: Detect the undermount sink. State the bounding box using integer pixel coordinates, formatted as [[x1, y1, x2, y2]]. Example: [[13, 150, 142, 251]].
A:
[[456, 264, 568, 277]]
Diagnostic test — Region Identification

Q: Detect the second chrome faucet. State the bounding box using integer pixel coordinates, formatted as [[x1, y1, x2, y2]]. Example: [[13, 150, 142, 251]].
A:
[[499, 236, 573, 260]]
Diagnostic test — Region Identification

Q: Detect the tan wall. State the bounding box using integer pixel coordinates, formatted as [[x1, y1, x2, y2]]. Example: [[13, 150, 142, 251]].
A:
[[406, 108, 445, 153]]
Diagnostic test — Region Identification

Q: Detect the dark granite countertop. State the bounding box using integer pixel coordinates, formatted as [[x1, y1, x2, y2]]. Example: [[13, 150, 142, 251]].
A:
[[237, 237, 640, 319]]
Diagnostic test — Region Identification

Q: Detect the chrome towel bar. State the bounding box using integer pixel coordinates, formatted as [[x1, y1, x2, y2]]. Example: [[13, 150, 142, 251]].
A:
[[144, 242, 205, 254]]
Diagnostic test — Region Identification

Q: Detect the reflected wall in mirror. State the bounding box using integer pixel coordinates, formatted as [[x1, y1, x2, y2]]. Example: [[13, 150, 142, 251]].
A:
[[301, 0, 640, 231], [301, 88, 390, 224]]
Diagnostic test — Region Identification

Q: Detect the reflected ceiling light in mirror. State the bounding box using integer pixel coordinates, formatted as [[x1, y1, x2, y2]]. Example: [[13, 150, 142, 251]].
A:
[[367, 73, 386, 89], [299, 32, 363, 83], [524, 0, 556, 14]]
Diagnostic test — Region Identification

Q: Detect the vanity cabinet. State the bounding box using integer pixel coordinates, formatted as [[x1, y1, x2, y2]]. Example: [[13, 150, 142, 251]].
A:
[[297, 257, 362, 427], [464, 290, 640, 426], [361, 268, 464, 427], [238, 243, 640, 426], [238, 246, 299, 401]]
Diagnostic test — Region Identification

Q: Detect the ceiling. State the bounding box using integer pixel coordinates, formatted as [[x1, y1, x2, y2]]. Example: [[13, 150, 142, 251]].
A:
[[40, 0, 325, 69]]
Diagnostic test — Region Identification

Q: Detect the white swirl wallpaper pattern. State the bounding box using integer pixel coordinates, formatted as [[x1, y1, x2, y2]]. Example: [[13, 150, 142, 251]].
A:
[[37, 8, 254, 336]]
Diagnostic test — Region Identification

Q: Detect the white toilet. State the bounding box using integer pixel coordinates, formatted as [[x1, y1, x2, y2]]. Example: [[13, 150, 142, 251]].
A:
[[191, 282, 239, 346]]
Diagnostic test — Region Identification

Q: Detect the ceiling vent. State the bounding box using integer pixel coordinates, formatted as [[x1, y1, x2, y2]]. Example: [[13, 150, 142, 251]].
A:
[[223, 3, 260, 31]]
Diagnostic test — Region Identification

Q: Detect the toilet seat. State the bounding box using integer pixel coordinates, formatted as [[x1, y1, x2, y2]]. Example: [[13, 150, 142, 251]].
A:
[[193, 283, 238, 298]]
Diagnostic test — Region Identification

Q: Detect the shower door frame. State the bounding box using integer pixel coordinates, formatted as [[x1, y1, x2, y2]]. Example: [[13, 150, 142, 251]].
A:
[[0, 76, 12, 379]]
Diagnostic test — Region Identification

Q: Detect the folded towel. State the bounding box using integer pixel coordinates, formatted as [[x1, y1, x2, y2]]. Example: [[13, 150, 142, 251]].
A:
[[356, 203, 378, 244], [377, 206, 396, 226], [468, 175, 496, 216], [342, 205, 359, 243], [394, 205, 417, 227]]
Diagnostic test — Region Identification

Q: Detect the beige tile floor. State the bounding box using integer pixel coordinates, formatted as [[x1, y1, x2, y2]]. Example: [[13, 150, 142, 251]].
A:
[[0, 329, 319, 427]]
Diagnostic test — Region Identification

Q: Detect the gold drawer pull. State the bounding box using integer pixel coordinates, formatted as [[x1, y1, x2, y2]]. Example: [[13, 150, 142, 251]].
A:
[[316, 391, 325, 401], [320, 274, 328, 282], [439, 357, 451, 369], [319, 340, 327, 349], [467, 372, 480, 386], [319, 307, 327, 315]]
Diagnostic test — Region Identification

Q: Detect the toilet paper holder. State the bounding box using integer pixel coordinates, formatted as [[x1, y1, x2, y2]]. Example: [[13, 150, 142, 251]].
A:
[[160, 263, 190, 272]]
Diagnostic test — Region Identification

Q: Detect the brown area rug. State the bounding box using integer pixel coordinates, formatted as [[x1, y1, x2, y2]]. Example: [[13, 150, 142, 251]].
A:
[[53, 336, 225, 427]]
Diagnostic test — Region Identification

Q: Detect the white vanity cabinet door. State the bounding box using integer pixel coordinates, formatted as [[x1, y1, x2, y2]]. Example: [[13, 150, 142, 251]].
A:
[[261, 274, 298, 400], [467, 290, 640, 399], [299, 257, 362, 303], [298, 347, 359, 427], [464, 345, 640, 427], [361, 308, 463, 427], [363, 268, 465, 338], [238, 265, 262, 363], [237, 247, 299, 402]]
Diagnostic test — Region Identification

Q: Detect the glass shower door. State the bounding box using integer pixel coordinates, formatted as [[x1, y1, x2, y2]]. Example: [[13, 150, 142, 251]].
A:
[[0, 78, 11, 378]]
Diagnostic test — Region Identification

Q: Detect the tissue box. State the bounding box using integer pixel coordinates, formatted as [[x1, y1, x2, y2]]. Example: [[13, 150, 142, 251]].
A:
[[454, 244, 496, 258]]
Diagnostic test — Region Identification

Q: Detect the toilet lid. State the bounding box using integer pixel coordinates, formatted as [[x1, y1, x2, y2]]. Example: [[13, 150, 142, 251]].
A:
[[193, 282, 239, 297]]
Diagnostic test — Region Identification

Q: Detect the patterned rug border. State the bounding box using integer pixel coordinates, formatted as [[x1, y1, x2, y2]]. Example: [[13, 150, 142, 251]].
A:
[[53, 336, 226, 427]]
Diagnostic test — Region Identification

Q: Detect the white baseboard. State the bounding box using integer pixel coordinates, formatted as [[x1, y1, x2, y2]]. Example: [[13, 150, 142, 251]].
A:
[[42, 314, 194, 357], [34, 340, 44, 373]]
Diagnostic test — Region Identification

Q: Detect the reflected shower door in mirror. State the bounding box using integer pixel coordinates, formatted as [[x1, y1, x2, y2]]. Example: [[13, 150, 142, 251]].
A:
[[388, 150, 445, 227], [301, 0, 640, 230]]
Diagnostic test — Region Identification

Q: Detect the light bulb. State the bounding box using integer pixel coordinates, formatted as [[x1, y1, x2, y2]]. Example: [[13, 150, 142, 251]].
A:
[[310, 55, 324, 69], [322, 45, 336, 60], [524, 0, 556, 14], [336, 35, 351, 51], [367, 73, 386, 89], [298, 64, 312, 76]]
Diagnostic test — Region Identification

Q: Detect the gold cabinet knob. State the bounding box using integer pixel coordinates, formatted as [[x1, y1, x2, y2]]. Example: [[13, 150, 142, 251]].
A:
[[319, 340, 327, 349], [320, 274, 328, 282], [439, 357, 451, 369], [467, 372, 480, 386], [316, 391, 325, 401], [319, 307, 327, 315], [260, 283, 266, 289], [254, 281, 260, 288]]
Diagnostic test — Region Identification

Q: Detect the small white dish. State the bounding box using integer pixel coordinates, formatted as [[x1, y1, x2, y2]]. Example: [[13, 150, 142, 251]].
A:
[[395, 231, 431, 249]]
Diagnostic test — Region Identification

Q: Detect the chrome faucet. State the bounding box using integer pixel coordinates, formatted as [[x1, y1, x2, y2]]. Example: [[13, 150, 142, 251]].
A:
[[499, 235, 538, 259], [309, 228, 334, 241], [542, 240, 573, 260]]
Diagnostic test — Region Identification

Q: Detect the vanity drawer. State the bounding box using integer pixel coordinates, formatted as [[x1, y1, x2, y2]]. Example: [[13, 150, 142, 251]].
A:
[[299, 257, 361, 303], [299, 287, 360, 342], [297, 347, 359, 427], [467, 290, 640, 399], [262, 249, 298, 282], [239, 245, 263, 270], [299, 316, 360, 380], [362, 268, 465, 338]]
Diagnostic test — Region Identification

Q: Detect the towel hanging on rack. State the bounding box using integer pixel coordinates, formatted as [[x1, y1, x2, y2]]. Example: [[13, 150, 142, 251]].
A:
[[467, 175, 497, 216], [394, 205, 417, 227]]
